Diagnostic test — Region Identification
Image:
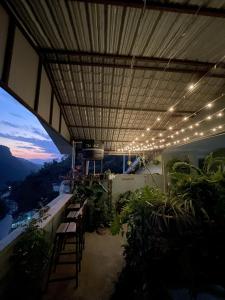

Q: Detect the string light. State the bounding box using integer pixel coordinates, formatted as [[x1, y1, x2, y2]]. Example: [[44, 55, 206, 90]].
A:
[[207, 116, 212, 120], [159, 133, 163, 137], [169, 107, 174, 112], [141, 133, 145, 137], [217, 112, 223, 117], [146, 127, 150, 131], [200, 132, 204, 136], [169, 126, 173, 130], [188, 83, 195, 91], [195, 123, 199, 127], [189, 125, 193, 129], [157, 117, 161, 121], [183, 117, 188, 121], [206, 103, 213, 108]]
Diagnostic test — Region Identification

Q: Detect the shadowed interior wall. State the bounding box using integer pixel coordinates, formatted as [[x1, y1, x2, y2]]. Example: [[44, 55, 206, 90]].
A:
[[0, 3, 71, 147]]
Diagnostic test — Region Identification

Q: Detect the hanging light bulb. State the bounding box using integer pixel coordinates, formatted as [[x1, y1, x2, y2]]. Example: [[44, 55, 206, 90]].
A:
[[168, 107, 174, 112], [188, 83, 195, 91], [157, 117, 161, 121], [206, 103, 213, 108], [169, 126, 173, 130], [183, 117, 188, 121]]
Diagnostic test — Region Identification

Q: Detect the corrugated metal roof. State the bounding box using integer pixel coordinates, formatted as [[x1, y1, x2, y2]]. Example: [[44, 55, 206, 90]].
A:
[[4, 0, 225, 151]]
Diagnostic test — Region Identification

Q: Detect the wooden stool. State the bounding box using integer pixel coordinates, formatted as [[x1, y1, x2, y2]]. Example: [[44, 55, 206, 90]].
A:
[[46, 222, 80, 289]]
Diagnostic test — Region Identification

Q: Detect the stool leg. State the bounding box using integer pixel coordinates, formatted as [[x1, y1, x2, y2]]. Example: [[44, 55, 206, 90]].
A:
[[45, 236, 58, 291], [75, 232, 79, 287]]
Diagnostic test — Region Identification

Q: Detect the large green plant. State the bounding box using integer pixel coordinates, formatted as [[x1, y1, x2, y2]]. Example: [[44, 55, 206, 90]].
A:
[[74, 180, 112, 231], [7, 207, 50, 300], [111, 176, 225, 299], [170, 153, 225, 219]]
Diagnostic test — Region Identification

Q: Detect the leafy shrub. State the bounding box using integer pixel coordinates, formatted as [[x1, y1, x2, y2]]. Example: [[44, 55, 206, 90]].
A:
[[111, 152, 225, 299], [74, 180, 112, 231]]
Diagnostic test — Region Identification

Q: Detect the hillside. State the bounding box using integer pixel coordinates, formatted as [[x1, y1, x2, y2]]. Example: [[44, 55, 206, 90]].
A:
[[0, 145, 40, 188]]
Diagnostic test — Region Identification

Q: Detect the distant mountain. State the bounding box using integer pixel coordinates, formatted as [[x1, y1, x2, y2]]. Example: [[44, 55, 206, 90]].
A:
[[0, 145, 40, 188]]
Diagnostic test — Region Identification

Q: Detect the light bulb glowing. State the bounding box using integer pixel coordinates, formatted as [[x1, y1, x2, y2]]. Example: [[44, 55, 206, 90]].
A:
[[159, 133, 163, 137], [189, 125, 193, 129], [157, 117, 161, 121], [206, 103, 213, 108], [183, 117, 188, 121], [200, 132, 204, 136], [169, 126, 173, 130], [141, 133, 145, 137], [181, 128, 185, 132], [188, 83, 195, 91], [146, 127, 150, 131], [195, 123, 199, 127], [217, 112, 223, 117], [207, 116, 212, 120], [169, 107, 174, 112]]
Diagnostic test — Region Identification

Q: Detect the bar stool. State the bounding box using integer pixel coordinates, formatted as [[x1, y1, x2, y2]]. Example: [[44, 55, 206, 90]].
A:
[[46, 222, 80, 290]]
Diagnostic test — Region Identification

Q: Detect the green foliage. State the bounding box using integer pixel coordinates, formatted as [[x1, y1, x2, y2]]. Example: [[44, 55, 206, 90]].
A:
[[166, 157, 190, 173], [8, 208, 50, 300], [11, 156, 71, 214], [170, 153, 225, 219], [74, 180, 112, 231], [111, 153, 225, 299]]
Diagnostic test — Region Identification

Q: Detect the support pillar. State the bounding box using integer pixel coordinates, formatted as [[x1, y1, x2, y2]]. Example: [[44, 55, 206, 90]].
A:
[[123, 155, 126, 174]]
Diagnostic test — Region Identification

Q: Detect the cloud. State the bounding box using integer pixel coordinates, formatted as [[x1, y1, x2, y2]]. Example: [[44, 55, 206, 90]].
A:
[[0, 133, 61, 161], [10, 113, 24, 119], [0, 121, 50, 141]]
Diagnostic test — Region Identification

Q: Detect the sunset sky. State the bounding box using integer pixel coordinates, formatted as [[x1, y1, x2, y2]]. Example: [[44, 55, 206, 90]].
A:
[[0, 88, 62, 164]]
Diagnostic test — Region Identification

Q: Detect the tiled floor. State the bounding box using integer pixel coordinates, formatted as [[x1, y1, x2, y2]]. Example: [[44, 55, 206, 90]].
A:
[[43, 230, 125, 300]]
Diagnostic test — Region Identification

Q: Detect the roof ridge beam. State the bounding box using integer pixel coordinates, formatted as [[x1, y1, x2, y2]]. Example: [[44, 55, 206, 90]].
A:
[[40, 48, 225, 69], [62, 103, 193, 115], [68, 0, 225, 19], [69, 125, 168, 131]]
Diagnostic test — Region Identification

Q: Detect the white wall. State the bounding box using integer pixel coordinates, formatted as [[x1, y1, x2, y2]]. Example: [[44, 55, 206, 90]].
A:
[[111, 174, 164, 203]]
